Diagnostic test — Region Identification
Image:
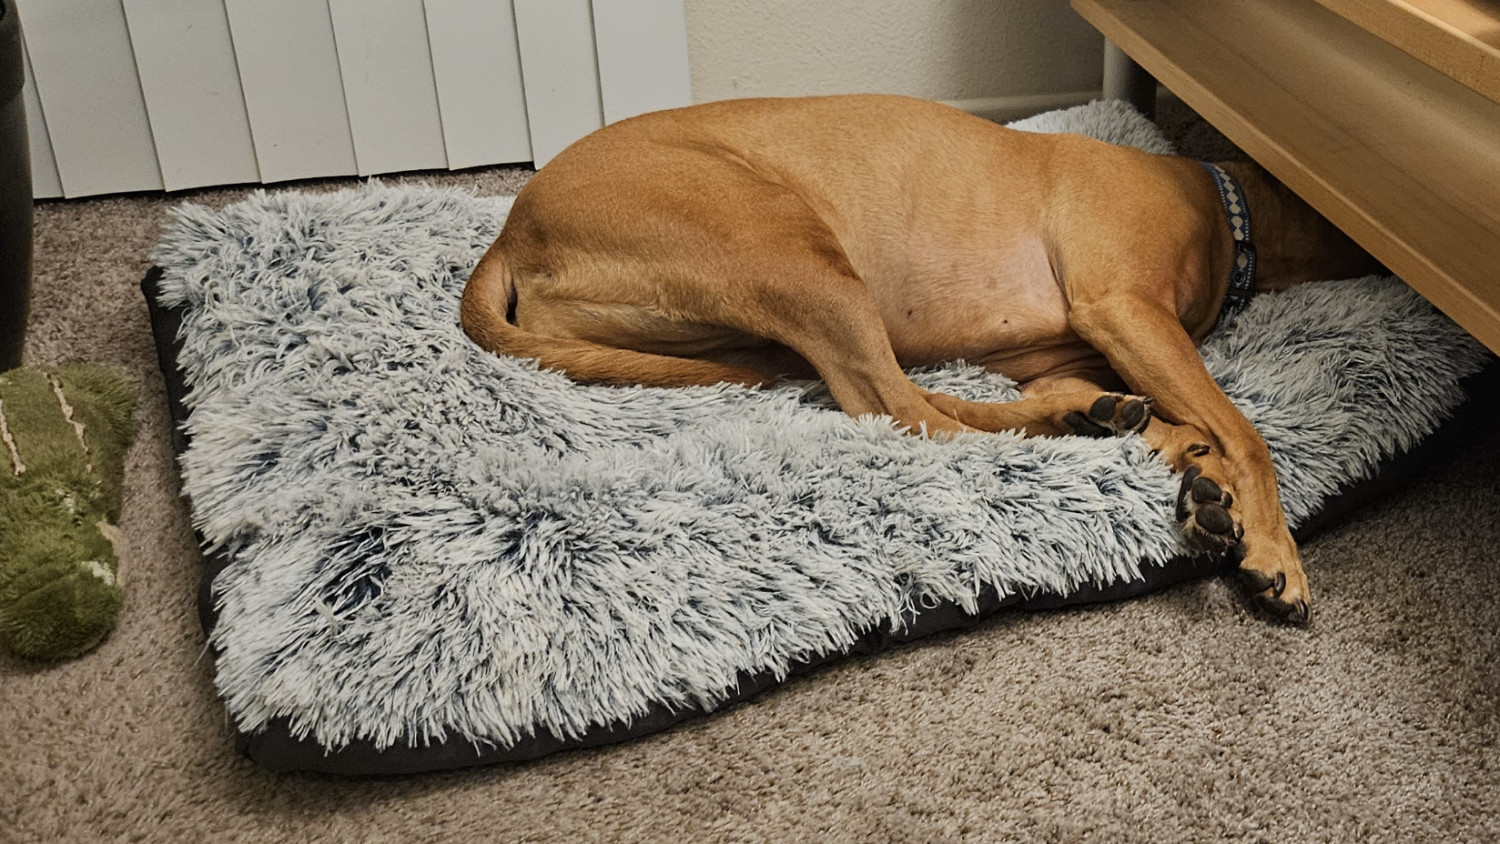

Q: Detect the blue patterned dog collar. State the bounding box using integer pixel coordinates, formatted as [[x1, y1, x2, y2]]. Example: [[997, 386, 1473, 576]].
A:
[[1198, 162, 1257, 323]]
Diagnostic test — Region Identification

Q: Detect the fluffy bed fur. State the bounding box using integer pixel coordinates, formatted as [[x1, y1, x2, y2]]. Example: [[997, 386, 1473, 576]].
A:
[[151, 102, 1491, 753]]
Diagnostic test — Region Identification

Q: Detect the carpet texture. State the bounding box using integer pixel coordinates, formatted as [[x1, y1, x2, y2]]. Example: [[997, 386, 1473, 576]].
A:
[[4, 98, 1500, 843]]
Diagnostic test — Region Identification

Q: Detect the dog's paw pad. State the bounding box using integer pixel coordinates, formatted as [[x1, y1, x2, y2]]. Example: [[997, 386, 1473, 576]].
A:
[[1065, 393, 1152, 437], [1177, 465, 1242, 554], [1193, 501, 1234, 534]]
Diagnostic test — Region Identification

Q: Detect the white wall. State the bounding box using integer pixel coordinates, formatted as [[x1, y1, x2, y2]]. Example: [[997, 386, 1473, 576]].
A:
[[683, 0, 1105, 115]]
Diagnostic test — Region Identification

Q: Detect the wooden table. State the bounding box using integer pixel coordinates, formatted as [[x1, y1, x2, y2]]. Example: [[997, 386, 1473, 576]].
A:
[[1074, 0, 1500, 356]]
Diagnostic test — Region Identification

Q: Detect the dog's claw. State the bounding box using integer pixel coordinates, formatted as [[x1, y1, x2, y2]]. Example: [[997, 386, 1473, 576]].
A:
[[1239, 558, 1311, 624], [1293, 601, 1310, 625], [1254, 592, 1312, 626]]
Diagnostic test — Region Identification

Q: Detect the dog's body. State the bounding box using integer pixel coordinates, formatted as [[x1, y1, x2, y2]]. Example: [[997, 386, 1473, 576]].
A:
[[462, 95, 1382, 622]]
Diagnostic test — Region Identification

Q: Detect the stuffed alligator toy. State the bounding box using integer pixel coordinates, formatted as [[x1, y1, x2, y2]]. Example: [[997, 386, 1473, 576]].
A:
[[0, 363, 137, 660]]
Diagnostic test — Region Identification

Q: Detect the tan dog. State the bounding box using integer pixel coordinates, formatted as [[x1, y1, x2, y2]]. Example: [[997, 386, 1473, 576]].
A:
[[461, 95, 1382, 623]]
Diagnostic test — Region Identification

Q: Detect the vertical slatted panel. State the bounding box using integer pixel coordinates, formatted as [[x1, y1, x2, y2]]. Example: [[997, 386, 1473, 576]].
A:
[[18, 37, 61, 199], [14, 0, 693, 194], [223, 0, 357, 183], [512, 0, 604, 167], [327, 0, 447, 176], [14, 0, 163, 196], [121, 0, 260, 191], [592, 0, 693, 125], [423, 0, 532, 169]]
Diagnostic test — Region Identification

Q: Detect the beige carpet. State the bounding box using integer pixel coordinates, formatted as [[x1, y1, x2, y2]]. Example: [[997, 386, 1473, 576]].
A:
[[5, 104, 1499, 843]]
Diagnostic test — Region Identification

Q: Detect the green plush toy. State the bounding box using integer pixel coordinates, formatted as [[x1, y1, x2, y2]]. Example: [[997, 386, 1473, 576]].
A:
[[0, 363, 137, 661]]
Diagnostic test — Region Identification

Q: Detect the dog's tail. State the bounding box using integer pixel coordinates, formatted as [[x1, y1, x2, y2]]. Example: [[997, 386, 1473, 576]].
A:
[[459, 250, 773, 389]]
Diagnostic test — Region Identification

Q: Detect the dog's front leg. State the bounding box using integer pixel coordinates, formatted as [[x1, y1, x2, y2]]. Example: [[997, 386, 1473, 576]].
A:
[[1067, 298, 1310, 623]]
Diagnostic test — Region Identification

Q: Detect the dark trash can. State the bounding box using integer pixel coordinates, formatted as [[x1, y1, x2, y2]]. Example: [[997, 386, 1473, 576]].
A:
[[0, 0, 33, 370]]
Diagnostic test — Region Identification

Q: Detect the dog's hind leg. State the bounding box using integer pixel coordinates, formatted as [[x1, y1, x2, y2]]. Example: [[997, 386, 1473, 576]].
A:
[[920, 388, 1152, 439], [728, 249, 1152, 440]]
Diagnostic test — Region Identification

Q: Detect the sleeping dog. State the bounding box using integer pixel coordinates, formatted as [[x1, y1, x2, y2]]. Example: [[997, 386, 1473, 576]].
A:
[[461, 95, 1383, 623]]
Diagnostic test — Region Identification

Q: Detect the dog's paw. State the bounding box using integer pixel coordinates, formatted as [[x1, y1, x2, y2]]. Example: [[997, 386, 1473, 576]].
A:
[[1063, 393, 1152, 438], [1176, 464, 1243, 556], [1239, 559, 1312, 626]]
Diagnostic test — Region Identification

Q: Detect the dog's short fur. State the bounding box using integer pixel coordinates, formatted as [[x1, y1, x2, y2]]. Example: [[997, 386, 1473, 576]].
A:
[[462, 95, 1383, 622]]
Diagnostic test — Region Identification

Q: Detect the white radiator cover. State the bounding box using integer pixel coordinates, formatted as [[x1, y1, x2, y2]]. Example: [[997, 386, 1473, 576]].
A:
[[15, 0, 694, 197]]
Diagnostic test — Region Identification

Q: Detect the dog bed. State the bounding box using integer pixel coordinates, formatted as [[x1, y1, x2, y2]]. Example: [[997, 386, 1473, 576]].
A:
[[144, 101, 1495, 775]]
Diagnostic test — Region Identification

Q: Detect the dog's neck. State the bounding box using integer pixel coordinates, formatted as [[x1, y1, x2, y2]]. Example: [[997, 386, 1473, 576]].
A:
[[1215, 162, 1384, 292]]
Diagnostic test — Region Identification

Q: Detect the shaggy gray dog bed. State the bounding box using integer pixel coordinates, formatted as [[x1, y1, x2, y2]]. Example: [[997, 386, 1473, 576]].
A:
[[148, 102, 1492, 774]]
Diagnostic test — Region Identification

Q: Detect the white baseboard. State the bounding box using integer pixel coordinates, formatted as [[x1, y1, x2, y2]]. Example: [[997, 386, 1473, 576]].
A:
[[943, 87, 1185, 124], [940, 90, 1101, 123]]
